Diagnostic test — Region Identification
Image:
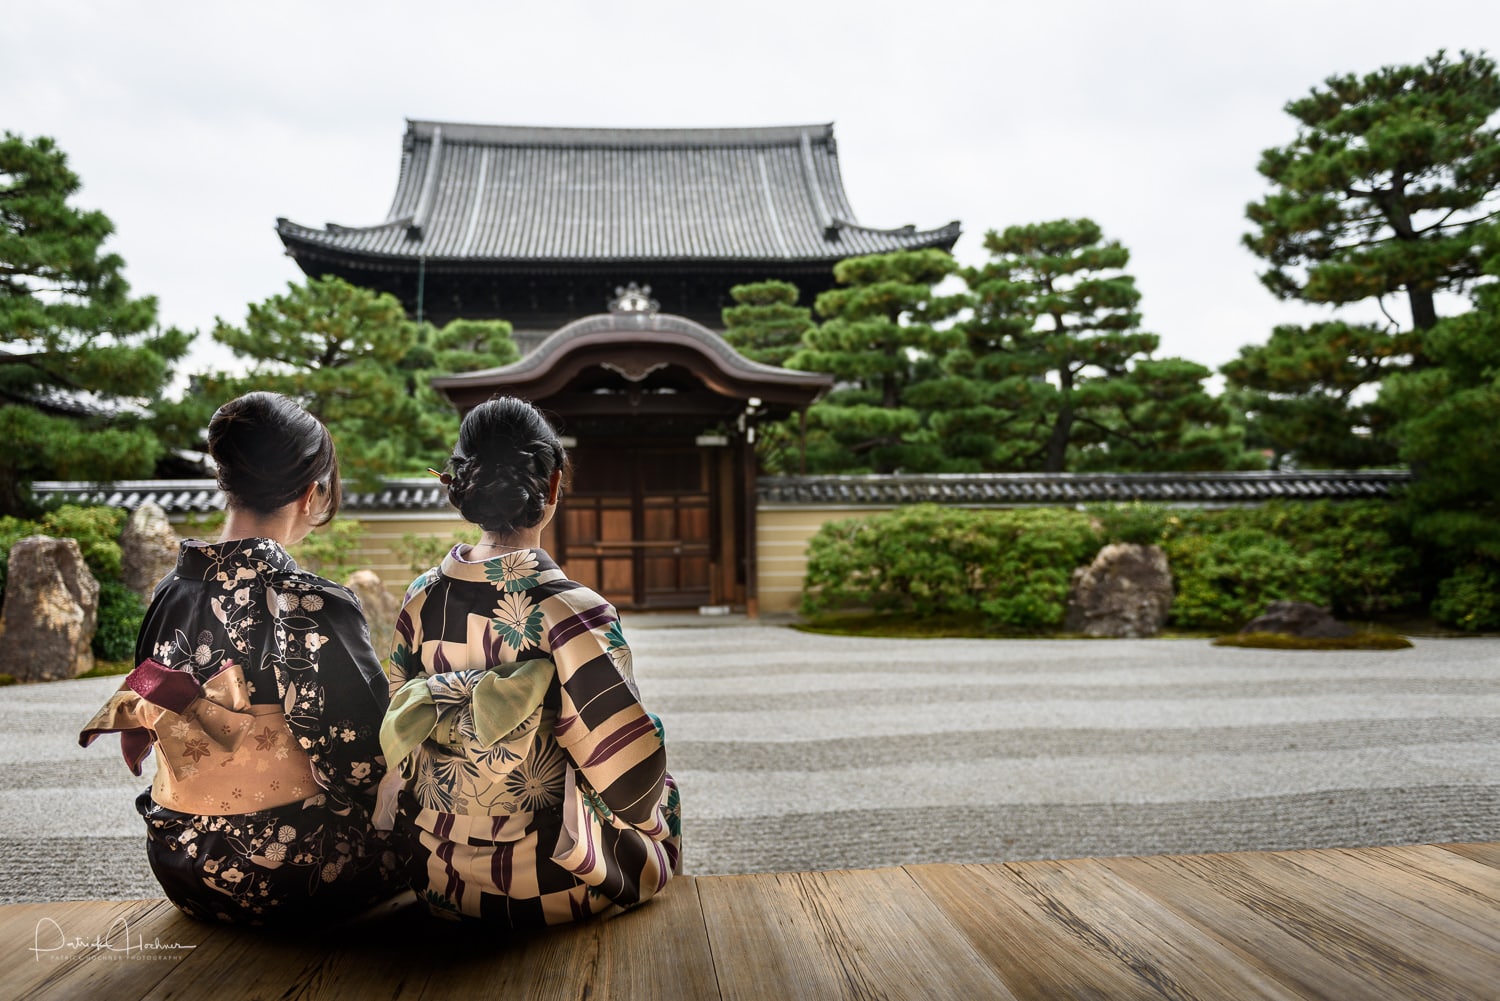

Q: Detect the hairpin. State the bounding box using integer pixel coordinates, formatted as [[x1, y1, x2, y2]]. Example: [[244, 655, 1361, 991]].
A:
[[426, 467, 453, 486]]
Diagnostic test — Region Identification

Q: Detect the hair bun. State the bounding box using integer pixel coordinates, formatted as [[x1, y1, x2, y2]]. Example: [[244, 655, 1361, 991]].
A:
[[448, 398, 569, 534]]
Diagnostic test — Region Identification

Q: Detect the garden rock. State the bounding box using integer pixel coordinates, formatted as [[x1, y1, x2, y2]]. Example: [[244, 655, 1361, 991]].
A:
[[345, 569, 400, 651], [1241, 601, 1354, 639], [1063, 543, 1173, 638], [120, 502, 180, 601], [0, 536, 100, 682]]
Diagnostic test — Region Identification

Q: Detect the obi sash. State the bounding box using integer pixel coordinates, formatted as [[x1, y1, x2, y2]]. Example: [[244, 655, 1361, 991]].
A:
[[79, 659, 321, 815], [379, 657, 556, 780]]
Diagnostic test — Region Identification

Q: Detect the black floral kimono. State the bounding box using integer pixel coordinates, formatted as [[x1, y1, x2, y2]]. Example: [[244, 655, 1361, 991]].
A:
[[80, 539, 405, 925]]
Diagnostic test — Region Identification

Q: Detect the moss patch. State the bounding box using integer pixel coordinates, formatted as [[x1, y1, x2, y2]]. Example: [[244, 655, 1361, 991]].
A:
[[1212, 632, 1414, 651]]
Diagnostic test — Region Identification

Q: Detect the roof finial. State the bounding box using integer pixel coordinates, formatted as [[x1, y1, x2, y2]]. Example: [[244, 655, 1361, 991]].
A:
[[609, 282, 659, 314]]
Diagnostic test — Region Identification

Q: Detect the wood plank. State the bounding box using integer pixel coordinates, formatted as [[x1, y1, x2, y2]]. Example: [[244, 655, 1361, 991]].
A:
[[1107, 851, 1497, 1001], [23, 899, 219, 1001], [0, 900, 153, 1001], [909, 860, 1301, 1001], [592, 878, 722, 1001], [1274, 846, 1500, 954], [698, 867, 1017, 1001], [1438, 841, 1500, 871], [142, 907, 392, 1001], [299, 904, 602, 1001], [1360, 844, 1500, 903], [1202, 850, 1500, 996]]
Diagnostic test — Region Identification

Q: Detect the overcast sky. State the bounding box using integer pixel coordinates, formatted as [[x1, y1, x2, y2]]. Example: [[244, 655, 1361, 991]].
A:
[[6, 1, 1497, 377]]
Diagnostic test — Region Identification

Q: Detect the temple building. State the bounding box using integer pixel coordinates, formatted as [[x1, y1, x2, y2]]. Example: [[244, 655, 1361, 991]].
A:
[[270, 120, 961, 612], [276, 121, 961, 350]]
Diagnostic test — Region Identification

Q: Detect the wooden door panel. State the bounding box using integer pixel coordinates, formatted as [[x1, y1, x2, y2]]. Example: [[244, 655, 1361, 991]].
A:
[[562, 444, 715, 609]]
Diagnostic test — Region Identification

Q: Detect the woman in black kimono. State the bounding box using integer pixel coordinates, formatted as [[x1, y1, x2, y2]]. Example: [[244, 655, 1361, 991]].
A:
[[80, 392, 404, 925]]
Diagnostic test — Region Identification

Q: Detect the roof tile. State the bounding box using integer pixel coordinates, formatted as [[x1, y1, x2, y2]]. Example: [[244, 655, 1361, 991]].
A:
[[278, 122, 959, 264]]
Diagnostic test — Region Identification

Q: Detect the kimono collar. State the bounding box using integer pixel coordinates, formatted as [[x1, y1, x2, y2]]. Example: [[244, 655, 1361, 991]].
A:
[[176, 538, 301, 581], [438, 546, 567, 589]]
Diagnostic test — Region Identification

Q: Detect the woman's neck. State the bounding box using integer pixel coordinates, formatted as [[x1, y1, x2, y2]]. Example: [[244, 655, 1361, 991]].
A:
[[220, 508, 301, 547], [468, 528, 543, 557]]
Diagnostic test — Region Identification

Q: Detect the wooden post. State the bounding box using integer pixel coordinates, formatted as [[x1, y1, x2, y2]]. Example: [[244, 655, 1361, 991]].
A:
[[742, 430, 759, 619]]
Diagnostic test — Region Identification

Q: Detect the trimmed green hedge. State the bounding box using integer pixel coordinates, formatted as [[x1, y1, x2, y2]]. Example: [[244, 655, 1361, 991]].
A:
[[1156, 501, 1422, 631], [801, 505, 1099, 631], [801, 500, 1426, 633]]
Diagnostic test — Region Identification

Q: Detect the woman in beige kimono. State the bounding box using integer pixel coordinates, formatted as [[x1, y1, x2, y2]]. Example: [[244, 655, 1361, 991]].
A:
[[80, 392, 404, 925], [380, 396, 681, 926]]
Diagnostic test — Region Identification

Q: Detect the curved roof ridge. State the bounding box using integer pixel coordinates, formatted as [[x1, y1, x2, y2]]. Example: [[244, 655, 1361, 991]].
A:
[[405, 120, 836, 147], [433, 311, 831, 389], [830, 217, 964, 240], [278, 216, 413, 236]]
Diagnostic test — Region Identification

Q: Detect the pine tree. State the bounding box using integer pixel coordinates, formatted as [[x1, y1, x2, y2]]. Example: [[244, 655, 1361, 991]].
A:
[[721, 280, 814, 367], [1221, 322, 1414, 468], [0, 133, 190, 514], [786, 250, 964, 473], [947, 219, 1234, 472], [1232, 50, 1500, 466], [202, 276, 517, 487], [1076, 357, 1256, 472], [1244, 49, 1500, 335], [1382, 228, 1500, 560]]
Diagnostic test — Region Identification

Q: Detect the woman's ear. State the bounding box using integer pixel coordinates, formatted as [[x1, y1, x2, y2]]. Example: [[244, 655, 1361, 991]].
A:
[[300, 480, 321, 516], [547, 469, 562, 505]]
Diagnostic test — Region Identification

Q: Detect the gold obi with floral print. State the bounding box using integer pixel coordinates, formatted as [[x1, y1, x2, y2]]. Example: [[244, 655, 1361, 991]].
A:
[[79, 659, 321, 816]]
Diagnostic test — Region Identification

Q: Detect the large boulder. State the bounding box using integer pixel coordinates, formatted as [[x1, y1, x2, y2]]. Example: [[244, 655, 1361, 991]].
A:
[[120, 501, 180, 601], [345, 569, 401, 653], [1241, 601, 1354, 639], [0, 536, 100, 682], [1063, 543, 1174, 638]]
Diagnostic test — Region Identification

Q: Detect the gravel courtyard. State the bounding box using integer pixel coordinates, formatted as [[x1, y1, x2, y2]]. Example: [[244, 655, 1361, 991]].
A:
[[3, 621, 1497, 904]]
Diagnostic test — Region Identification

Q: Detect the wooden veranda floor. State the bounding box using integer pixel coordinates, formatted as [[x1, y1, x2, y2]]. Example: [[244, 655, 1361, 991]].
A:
[[7, 842, 1499, 1000]]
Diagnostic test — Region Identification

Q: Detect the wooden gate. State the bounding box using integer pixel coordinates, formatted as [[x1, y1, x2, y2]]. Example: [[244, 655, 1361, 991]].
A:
[[559, 444, 714, 609]]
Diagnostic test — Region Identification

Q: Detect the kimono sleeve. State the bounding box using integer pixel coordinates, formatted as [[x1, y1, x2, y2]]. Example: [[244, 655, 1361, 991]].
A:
[[294, 586, 390, 797], [546, 588, 666, 827], [386, 571, 432, 692]]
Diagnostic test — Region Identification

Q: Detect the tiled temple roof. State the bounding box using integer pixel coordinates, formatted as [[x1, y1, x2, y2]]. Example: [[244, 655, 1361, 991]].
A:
[[33, 471, 1409, 516], [276, 121, 961, 266]]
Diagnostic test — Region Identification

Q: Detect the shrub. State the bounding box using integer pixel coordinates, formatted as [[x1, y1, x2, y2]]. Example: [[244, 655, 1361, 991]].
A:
[[1431, 561, 1500, 632], [800, 499, 1423, 635], [801, 505, 1098, 631], [37, 505, 126, 579], [1156, 501, 1421, 631], [93, 580, 146, 661], [1, 505, 127, 602], [1090, 502, 1169, 546], [1158, 525, 1321, 631]]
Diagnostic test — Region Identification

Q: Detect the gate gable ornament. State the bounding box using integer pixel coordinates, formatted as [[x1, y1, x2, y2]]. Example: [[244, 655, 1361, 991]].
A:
[[608, 283, 659, 314]]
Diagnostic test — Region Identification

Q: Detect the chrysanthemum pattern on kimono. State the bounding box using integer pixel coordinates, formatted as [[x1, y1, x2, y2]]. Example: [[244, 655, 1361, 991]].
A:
[[386, 546, 681, 927]]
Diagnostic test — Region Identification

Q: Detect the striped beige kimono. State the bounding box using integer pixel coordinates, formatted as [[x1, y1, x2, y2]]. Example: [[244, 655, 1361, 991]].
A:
[[380, 546, 681, 926]]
